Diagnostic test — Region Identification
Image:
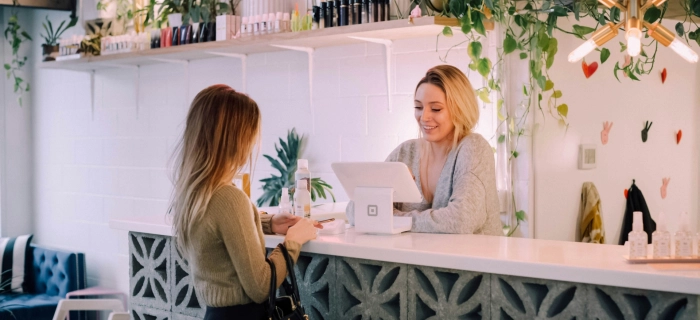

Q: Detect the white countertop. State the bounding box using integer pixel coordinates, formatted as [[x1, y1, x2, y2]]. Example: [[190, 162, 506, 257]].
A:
[[110, 215, 700, 295]]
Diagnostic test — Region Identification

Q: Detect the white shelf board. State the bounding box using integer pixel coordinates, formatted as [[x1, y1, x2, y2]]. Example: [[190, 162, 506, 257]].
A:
[[41, 16, 459, 71]]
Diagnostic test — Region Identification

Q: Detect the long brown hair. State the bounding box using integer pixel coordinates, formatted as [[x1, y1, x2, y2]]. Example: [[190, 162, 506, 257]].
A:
[[169, 84, 261, 253], [415, 65, 479, 150]]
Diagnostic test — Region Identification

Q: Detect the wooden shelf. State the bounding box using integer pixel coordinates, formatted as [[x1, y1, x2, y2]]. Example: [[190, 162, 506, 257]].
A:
[[41, 16, 459, 71]]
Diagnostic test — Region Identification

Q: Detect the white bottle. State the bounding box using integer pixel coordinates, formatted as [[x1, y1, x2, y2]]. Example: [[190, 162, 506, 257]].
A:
[[675, 211, 693, 258], [279, 187, 292, 215], [294, 179, 311, 218], [295, 159, 311, 192], [628, 211, 648, 258], [652, 212, 671, 258]]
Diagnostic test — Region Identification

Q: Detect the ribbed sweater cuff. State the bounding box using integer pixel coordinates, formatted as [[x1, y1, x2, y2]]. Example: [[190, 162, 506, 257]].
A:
[[261, 214, 274, 235]]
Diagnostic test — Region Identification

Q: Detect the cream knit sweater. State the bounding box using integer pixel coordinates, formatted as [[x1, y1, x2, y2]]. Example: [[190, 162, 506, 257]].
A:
[[184, 184, 301, 307]]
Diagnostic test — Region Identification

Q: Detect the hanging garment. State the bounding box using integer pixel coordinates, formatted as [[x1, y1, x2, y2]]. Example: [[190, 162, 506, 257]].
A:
[[618, 180, 656, 245], [577, 182, 605, 243]]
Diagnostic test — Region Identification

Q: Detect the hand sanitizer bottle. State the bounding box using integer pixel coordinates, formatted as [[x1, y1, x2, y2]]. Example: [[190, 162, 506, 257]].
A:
[[629, 211, 648, 259], [279, 187, 292, 215], [675, 212, 693, 258], [294, 179, 311, 218], [652, 212, 671, 258]]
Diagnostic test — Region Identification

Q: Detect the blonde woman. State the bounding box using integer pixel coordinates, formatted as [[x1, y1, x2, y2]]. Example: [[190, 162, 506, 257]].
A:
[[169, 85, 320, 319], [348, 65, 502, 235]]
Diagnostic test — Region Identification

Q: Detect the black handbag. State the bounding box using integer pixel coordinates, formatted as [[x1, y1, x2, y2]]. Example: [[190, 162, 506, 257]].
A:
[[266, 244, 308, 320]]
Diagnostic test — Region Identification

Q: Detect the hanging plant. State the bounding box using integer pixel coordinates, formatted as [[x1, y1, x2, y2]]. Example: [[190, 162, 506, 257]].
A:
[[4, 12, 31, 106], [431, 0, 700, 235]]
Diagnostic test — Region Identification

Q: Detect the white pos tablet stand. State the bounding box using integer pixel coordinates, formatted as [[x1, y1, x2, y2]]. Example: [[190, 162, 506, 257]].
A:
[[332, 162, 422, 234]]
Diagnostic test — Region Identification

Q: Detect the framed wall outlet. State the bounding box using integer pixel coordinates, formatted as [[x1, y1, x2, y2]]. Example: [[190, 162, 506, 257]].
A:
[[579, 144, 597, 170]]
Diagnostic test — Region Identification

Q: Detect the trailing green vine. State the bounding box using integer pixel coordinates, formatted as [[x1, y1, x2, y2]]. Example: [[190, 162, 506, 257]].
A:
[[3, 13, 31, 106]]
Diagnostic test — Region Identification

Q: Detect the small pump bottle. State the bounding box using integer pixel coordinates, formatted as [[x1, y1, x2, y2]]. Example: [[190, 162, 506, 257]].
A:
[[279, 187, 292, 215], [295, 159, 311, 192], [294, 180, 311, 218], [628, 211, 648, 258], [652, 212, 671, 258], [675, 212, 693, 258]]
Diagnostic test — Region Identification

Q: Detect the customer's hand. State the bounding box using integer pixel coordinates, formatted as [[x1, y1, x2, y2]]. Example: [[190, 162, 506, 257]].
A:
[[271, 213, 301, 235], [285, 218, 318, 245]]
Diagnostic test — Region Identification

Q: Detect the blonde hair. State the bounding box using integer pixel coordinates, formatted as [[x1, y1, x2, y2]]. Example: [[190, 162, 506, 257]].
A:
[[169, 84, 261, 253], [415, 65, 479, 150]]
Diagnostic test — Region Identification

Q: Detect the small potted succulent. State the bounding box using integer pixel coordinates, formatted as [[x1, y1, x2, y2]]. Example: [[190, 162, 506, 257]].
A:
[[40, 15, 78, 61]]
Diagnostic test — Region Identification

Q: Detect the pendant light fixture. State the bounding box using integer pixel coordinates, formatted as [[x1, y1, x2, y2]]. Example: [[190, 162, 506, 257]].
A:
[[568, 0, 698, 63]]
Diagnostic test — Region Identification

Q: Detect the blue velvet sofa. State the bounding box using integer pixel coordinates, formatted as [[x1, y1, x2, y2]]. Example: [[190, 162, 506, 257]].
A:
[[0, 245, 86, 320]]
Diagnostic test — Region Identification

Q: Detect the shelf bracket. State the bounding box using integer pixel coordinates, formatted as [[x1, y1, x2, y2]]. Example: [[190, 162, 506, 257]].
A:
[[151, 58, 190, 103], [206, 52, 248, 93], [270, 45, 315, 133], [348, 36, 394, 112]]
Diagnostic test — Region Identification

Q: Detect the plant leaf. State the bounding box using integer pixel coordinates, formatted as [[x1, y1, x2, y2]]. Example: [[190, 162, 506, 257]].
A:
[[503, 34, 517, 54], [477, 88, 491, 103], [477, 58, 492, 78], [675, 22, 685, 37], [557, 104, 569, 117], [473, 12, 486, 35], [552, 90, 562, 98], [573, 25, 596, 38], [519, 52, 527, 59], [442, 26, 454, 37], [498, 135, 506, 143], [515, 210, 526, 221], [644, 7, 661, 23], [544, 80, 554, 91], [600, 48, 611, 64], [468, 41, 482, 61]]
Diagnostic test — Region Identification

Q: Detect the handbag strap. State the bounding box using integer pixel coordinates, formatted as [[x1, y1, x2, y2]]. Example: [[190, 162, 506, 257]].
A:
[[266, 257, 277, 317], [277, 244, 302, 302]]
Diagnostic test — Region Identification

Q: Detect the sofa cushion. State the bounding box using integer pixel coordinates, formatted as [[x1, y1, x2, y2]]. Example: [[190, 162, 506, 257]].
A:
[[0, 235, 33, 294], [29, 247, 86, 298], [0, 293, 61, 320]]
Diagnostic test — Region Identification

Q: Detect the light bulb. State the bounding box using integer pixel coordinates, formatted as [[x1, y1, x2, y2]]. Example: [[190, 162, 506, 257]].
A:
[[668, 38, 699, 63], [626, 28, 642, 57], [568, 39, 596, 63]]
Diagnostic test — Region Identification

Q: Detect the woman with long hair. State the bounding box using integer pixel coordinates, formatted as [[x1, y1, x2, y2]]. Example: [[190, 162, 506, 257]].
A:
[[348, 65, 502, 235], [169, 84, 320, 319]]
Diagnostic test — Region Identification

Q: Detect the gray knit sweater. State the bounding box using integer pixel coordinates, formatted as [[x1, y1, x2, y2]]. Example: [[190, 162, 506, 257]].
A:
[[347, 134, 503, 235]]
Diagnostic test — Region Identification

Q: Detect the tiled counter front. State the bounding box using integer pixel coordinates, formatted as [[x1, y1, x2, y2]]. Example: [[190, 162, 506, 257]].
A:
[[129, 232, 699, 320]]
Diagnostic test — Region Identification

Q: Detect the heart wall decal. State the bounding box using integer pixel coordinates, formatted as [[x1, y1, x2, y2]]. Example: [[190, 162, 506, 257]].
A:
[[582, 60, 599, 79]]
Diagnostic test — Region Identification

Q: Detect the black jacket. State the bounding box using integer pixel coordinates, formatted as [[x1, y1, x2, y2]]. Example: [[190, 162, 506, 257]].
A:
[[618, 181, 656, 245]]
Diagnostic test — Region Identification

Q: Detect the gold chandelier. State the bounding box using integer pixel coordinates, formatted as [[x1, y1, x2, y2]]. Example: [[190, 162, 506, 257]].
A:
[[568, 0, 698, 63]]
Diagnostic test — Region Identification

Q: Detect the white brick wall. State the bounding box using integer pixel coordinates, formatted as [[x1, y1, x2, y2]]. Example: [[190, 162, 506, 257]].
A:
[[28, 10, 496, 293]]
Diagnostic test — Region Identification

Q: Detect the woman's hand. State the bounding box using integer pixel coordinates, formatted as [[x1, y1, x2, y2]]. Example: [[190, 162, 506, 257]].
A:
[[271, 213, 301, 235], [285, 218, 318, 245], [271, 214, 324, 235]]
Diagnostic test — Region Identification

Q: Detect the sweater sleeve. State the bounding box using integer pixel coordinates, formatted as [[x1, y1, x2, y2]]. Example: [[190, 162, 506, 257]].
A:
[[211, 187, 301, 304], [259, 213, 274, 235], [407, 170, 487, 233]]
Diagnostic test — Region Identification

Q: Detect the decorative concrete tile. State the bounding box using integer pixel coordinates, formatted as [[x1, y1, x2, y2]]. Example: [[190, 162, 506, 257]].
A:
[[491, 274, 588, 319], [408, 266, 491, 320], [171, 240, 206, 318], [288, 253, 336, 320], [130, 232, 171, 311], [587, 284, 698, 320], [131, 305, 171, 320], [334, 257, 408, 320]]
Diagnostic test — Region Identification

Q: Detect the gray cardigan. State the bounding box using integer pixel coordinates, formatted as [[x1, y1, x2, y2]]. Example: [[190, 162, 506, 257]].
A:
[[346, 133, 503, 235]]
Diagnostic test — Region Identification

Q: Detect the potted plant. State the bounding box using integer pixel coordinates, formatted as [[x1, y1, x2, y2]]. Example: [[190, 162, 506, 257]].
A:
[[40, 15, 78, 61], [257, 129, 335, 207]]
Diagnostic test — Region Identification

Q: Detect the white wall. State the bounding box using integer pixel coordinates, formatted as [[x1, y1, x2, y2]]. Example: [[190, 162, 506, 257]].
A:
[[533, 17, 700, 243], [28, 11, 497, 292], [1, 8, 34, 237]]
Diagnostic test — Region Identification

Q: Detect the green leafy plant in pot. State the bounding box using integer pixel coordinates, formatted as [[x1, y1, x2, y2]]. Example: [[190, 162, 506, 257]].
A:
[[40, 15, 78, 61], [257, 129, 335, 207]]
